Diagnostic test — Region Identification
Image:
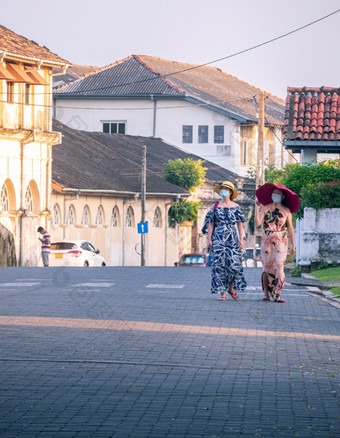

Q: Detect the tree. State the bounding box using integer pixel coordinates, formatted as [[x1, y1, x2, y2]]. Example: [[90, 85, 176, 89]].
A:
[[164, 158, 206, 192]]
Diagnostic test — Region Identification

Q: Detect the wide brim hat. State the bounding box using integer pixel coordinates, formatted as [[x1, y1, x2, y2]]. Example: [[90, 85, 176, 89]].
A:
[[215, 181, 238, 200], [256, 183, 299, 213]]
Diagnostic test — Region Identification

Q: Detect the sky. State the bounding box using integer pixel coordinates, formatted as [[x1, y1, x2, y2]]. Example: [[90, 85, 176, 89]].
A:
[[2, 0, 340, 99]]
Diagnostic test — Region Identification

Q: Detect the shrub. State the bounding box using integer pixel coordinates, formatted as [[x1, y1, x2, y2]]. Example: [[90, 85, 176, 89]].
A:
[[163, 158, 207, 192], [168, 199, 201, 228], [300, 180, 340, 210]]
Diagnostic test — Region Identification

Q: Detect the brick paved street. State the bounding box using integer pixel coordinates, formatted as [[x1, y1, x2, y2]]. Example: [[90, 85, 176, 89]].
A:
[[0, 267, 339, 438]]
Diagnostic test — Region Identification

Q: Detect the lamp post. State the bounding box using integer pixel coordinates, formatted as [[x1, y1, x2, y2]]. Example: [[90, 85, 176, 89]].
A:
[[235, 178, 245, 191]]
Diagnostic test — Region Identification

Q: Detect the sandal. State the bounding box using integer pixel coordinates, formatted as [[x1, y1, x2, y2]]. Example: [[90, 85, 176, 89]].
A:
[[262, 297, 270, 301], [219, 295, 226, 301], [275, 298, 285, 303], [228, 290, 239, 300]]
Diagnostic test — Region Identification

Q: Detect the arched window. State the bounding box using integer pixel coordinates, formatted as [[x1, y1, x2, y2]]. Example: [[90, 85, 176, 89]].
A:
[[25, 185, 33, 211], [66, 204, 75, 226], [95, 205, 104, 226], [125, 206, 134, 228], [52, 203, 61, 226], [81, 205, 90, 226], [0, 183, 9, 211], [110, 206, 119, 227], [153, 207, 162, 228]]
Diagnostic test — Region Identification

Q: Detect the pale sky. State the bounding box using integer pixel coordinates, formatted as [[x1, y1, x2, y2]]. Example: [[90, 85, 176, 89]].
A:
[[2, 0, 340, 99]]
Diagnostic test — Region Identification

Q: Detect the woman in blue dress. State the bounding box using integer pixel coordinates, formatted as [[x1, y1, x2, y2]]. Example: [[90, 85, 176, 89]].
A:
[[203, 181, 247, 300]]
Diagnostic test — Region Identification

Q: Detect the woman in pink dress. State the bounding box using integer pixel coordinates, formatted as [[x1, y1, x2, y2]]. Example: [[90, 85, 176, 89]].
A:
[[255, 184, 299, 303]]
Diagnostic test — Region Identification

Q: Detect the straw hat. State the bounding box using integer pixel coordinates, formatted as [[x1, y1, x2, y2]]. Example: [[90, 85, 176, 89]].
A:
[[256, 183, 299, 213], [215, 181, 238, 200]]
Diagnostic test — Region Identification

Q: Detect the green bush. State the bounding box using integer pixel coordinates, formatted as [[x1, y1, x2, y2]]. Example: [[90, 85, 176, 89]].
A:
[[163, 158, 207, 192], [300, 180, 340, 210], [168, 200, 201, 228]]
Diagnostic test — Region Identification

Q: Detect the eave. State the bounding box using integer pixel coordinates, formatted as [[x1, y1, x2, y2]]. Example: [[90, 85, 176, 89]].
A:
[[284, 140, 340, 153]]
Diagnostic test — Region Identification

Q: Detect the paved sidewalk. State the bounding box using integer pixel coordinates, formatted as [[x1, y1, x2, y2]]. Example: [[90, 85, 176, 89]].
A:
[[0, 266, 339, 437]]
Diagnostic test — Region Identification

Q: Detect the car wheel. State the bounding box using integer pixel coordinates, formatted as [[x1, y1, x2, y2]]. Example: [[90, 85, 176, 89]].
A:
[[84, 261, 89, 267], [102, 262, 106, 267]]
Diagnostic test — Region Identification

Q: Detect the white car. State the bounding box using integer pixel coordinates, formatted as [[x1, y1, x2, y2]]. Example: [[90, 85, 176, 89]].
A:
[[50, 240, 106, 267]]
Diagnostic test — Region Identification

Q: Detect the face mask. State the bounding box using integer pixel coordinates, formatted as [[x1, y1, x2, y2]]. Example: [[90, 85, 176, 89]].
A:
[[220, 189, 230, 198], [272, 193, 282, 203]]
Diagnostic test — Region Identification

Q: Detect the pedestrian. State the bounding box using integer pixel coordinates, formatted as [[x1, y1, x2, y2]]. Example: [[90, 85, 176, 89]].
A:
[[37, 226, 51, 267], [255, 183, 299, 303], [202, 181, 246, 300]]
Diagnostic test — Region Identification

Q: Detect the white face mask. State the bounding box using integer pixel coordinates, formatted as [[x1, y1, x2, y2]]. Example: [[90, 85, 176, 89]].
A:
[[220, 189, 230, 198], [272, 193, 282, 203]]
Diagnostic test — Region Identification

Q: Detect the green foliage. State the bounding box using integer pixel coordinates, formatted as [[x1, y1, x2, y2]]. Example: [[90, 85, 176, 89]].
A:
[[290, 264, 301, 276], [300, 180, 340, 212], [317, 260, 330, 270], [168, 200, 201, 228], [265, 164, 284, 183], [163, 158, 207, 192]]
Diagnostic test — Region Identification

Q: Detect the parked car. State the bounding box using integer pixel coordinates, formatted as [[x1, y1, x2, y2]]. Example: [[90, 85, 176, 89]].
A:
[[175, 253, 211, 267], [49, 240, 106, 267]]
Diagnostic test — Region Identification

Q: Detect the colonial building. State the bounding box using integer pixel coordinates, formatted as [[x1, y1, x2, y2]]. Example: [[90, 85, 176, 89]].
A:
[[53, 55, 293, 177], [51, 120, 253, 266], [0, 25, 67, 266]]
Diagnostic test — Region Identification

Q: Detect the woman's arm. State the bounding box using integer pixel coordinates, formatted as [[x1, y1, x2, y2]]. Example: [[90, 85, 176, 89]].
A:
[[207, 221, 214, 248], [254, 202, 267, 228], [286, 212, 295, 255], [237, 222, 244, 249]]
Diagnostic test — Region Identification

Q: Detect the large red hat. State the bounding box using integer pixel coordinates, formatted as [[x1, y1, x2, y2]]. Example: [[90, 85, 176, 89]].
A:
[[256, 183, 299, 213]]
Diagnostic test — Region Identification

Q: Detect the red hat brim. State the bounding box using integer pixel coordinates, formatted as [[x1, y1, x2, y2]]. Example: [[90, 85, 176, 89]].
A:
[[256, 183, 300, 213]]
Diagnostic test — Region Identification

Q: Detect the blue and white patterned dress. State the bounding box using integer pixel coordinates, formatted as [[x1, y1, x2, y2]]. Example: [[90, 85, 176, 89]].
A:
[[203, 206, 247, 295]]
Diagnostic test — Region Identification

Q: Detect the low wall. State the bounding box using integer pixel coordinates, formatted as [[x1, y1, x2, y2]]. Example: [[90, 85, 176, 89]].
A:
[[298, 207, 340, 263]]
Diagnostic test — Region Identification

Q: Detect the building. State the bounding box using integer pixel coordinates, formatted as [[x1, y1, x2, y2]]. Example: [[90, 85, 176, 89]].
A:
[[54, 55, 292, 177], [283, 87, 340, 162], [51, 119, 253, 266], [0, 25, 67, 266]]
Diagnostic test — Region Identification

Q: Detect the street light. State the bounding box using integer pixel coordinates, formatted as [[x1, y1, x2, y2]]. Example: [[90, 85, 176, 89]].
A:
[[235, 178, 245, 191]]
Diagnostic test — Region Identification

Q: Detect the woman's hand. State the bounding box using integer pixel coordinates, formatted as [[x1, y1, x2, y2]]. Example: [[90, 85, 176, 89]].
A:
[[289, 246, 295, 255], [208, 238, 213, 248], [239, 239, 244, 250]]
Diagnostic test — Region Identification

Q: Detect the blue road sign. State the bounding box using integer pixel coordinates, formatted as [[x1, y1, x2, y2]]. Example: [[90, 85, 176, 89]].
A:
[[137, 222, 148, 234]]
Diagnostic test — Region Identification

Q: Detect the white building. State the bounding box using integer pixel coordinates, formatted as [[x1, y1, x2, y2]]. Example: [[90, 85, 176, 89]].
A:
[[54, 55, 294, 177]]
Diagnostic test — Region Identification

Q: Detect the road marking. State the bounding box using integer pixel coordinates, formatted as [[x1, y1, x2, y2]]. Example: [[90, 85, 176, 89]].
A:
[[73, 283, 114, 287], [0, 283, 40, 287], [146, 284, 184, 289]]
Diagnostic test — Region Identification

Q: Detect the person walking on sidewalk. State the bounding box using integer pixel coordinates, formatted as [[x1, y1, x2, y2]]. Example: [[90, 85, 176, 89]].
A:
[[202, 181, 246, 300], [37, 226, 51, 267], [255, 183, 299, 303]]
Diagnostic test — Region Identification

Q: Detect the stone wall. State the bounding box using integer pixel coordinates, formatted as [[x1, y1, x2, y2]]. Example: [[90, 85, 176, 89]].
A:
[[0, 222, 17, 267], [298, 208, 340, 263]]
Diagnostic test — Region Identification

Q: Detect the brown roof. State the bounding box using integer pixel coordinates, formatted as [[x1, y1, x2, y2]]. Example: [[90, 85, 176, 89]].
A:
[[0, 25, 68, 65], [283, 87, 340, 142]]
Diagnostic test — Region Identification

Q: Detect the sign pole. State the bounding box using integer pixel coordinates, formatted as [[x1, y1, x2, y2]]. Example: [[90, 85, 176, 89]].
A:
[[141, 146, 146, 266]]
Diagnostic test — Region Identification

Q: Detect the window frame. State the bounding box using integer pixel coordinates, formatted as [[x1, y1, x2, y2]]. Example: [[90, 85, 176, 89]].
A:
[[7, 82, 14, 104], [102, 121, 126, 135], [214, 125, 224, 144], [182, 125, 193, 144], [198, 125, 209, 143]]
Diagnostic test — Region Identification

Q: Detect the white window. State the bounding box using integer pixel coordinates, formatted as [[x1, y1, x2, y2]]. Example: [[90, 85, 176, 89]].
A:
[[214, 126, 224, 144], [25, 185, 33, 211], [0, 183, 9, 211], [125, 206, 134, 228], [95, 205, 104, 226], [153, 207, 162, 228], [103, 121, 126, 134], [198, 125, 208, 143], [66, 205, 75, 226], [182, 125, 193, 143], [110, 206, 119, 227], [52, 204, 60, 226], [81, 205, 90, 226]]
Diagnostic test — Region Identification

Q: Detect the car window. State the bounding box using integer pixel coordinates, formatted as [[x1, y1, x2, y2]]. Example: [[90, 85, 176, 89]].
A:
[[87, 242, 96, 253], [179, 255, 205, 265], [51, 242, 77, 250]]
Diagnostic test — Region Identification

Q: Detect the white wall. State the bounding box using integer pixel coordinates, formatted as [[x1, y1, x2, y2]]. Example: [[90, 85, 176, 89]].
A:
[[54, 97, 246, 175]]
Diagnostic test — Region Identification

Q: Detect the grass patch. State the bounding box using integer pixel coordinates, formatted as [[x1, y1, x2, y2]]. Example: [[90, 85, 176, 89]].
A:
[[310, 267, 340, 282], [331, 287, 340, 298]]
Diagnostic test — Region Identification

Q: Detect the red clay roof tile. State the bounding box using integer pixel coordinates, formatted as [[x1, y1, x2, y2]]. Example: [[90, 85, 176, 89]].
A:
[[283, 87, 340, 142]]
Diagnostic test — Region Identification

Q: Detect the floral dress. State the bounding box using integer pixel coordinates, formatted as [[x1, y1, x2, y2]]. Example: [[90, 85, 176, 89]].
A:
[[261, 207, 288, 300], [203, 206, 247, 295]]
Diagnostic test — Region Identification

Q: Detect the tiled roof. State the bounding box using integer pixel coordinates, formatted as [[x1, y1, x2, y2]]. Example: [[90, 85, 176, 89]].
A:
[[0, 25, 67, 65], [52, 119, 244, 194], [283, 87, 340, 142], [53, 64, 100, 87], [54, 55, 285, 125]]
